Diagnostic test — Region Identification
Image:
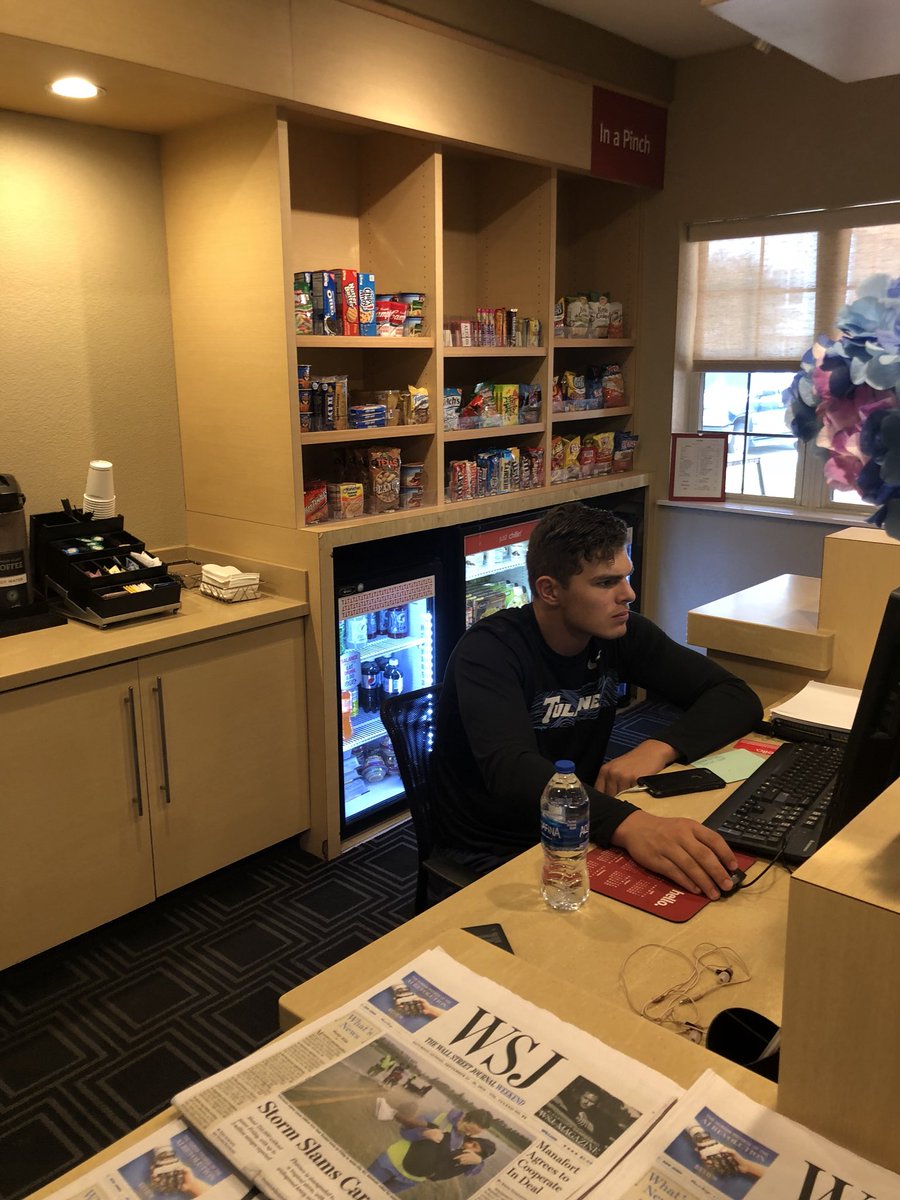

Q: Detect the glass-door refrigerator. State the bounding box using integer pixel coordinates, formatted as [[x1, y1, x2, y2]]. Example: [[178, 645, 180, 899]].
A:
[[463, 517, 540, 630], [335, 568, 440, 836]]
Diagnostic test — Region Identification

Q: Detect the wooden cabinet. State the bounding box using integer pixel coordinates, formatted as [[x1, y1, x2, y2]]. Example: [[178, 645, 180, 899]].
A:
[[142, 622, 308, 895], [0, 662, 157, 970], [0, 619, 308, 969]]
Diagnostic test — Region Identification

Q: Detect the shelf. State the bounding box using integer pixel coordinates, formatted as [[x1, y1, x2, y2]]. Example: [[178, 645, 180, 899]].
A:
[[443, 424, 544, 441], [343, 711, 388, 753], [551, 407, 632, 423], [552, 338, 635, 350], [296, 336, 435, 349], [442, 346, 547, 358], [465, 559, 529, 582], [301, 424, 436, 444]]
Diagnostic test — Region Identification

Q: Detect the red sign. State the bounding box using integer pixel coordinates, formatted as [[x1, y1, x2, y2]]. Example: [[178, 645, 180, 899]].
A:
[[464, 519, 539, 557], [590, 85, 668, 189]]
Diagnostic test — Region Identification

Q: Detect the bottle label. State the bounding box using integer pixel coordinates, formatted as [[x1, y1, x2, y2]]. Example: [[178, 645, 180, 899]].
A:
[[541, 814, 589, 851], [0, 549, 28, 607]]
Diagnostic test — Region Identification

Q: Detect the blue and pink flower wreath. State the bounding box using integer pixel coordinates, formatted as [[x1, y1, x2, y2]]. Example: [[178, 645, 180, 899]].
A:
[[783, 273, 900, 539]]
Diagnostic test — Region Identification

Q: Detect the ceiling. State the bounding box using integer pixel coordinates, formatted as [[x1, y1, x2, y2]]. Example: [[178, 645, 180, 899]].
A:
[[530, 0, 900, 82], [528, 0, 753, 60]]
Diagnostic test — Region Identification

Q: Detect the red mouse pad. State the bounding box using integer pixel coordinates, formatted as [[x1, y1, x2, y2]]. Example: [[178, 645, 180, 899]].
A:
[[586, 848, 757, 922]]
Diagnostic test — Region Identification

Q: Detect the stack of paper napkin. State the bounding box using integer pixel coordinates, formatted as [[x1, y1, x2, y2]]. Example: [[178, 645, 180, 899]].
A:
[[201, 563, 260, 595]]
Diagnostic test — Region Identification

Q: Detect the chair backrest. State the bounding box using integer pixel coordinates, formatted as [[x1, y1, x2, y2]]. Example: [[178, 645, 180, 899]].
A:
[[380, 684, 441, 860]]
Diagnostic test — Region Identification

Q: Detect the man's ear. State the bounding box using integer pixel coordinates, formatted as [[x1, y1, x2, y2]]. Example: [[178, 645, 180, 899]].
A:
[[533, 574, 561, 605]]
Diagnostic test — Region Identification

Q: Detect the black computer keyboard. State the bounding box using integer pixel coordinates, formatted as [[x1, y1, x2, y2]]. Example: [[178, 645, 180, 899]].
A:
[[704, 740, 845, 864]]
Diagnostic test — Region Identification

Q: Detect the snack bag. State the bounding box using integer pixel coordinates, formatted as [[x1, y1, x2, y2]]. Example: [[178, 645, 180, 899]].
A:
[[565, 294, 589, 338], [608, 301, 624, 339], [564, 370, 588, 410], [588, 293, 610, 339], [551, 375, 565, 413], [365, 447, 401, 513], [585, 366, 605, 405], [613, 430, 639, 473], [410, 385, 430, 424], [554, 297, 566, 339], [564, 434, 582, 481], [443, 387, 462, 431], [585, 431, 614, 474], [294, 272, 313, 335], [551, 435, 567, 484], [494, 382, 521, 425], [602, 364, 627, 407]]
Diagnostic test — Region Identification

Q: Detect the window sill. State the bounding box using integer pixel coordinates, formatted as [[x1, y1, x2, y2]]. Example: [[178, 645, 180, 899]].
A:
[[656, 497, 874, 528]]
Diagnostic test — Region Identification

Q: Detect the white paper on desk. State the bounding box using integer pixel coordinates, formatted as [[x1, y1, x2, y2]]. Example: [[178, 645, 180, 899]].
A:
[[45, 1116, 255, 1200], [770, 680, 861, 733], [173, 947, 683, 1200], [592, 1069, 899, 1198]]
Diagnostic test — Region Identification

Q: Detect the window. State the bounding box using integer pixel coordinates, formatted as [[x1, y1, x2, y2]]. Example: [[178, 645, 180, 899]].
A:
[[685, 207, 900, 513]]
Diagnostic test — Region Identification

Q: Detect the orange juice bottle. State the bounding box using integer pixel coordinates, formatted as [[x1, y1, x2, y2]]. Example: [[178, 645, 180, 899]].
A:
[[341, 690, 354, 740]]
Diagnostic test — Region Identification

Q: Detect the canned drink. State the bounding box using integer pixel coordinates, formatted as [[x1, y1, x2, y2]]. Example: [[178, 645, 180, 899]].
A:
[[366, 610, 378, 639], [377, 608, 392, 636], [387, 605, 409, 638], [345, 614, 368, 647]]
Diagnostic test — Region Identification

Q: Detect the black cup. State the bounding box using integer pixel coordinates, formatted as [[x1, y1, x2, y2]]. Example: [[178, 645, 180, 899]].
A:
[[706, 1007, 780, 1082]]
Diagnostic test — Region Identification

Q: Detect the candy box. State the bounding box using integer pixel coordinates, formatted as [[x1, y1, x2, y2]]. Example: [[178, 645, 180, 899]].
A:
[[304, 481, 328, 525], [358, 273, 376, 335], [333, 269, 359, 335], [312, 270, 338, 335], [327, 481, 365, 520]]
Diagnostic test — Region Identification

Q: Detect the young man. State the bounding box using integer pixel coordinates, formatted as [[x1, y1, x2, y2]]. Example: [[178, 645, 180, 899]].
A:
[[431, 503, 763, 900]]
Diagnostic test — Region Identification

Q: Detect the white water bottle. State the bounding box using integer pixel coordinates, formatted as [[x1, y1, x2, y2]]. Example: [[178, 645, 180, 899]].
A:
[[540, 759, 590, 911]]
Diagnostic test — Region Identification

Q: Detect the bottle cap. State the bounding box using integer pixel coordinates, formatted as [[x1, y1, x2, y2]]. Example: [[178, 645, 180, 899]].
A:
[[555, 759, 575, 772]]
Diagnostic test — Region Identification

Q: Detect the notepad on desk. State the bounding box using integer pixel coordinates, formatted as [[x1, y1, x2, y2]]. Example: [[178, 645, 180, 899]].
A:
[[769, 680, 861, 741]]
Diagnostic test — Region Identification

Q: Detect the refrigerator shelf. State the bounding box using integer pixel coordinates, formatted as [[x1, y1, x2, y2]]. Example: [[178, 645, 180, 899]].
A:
[[349, 633, 428, 658], [465, 559, 528, 583], [343, 711, 388, 752]]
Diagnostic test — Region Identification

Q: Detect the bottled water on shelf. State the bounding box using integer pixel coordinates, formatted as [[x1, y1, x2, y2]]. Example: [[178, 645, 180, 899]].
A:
[[540, 759, 590, 911]]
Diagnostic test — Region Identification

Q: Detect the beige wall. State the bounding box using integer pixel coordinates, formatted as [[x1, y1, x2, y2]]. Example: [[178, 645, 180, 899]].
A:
[[638, 46, 900, 628], [0, 110, 186, 546]]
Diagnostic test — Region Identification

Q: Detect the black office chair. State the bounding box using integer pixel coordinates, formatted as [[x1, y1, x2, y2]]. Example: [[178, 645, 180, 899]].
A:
[[380, 683, 477, 913]]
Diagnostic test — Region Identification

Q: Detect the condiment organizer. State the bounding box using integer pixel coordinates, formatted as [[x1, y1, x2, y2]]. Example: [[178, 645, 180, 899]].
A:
[[30, 511, 182, 627]]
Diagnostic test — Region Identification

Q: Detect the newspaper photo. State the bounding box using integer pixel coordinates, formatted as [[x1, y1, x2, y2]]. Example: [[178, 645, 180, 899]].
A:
[[593, 1069, 899, 1199], [173, 947, 681, 1200], [44, 1115, 256, 1200]]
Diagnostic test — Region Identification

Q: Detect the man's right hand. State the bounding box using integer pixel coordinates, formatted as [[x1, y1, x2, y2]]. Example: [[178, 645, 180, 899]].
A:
[[611, 810, 738, 900]]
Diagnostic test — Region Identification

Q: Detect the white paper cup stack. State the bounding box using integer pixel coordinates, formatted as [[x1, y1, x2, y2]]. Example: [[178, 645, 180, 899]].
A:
[[83, 459, 116, 517]]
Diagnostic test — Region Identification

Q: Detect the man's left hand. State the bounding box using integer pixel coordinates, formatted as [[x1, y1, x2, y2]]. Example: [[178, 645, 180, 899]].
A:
[[594, 739, 677, 796]]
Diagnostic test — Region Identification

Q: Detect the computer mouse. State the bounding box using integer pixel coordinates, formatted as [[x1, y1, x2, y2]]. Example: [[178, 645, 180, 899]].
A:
[[719, 868, 746, 898]]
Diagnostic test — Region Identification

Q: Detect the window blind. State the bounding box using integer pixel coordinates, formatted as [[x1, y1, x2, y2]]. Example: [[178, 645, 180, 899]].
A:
[[687, 203, 900, 370]]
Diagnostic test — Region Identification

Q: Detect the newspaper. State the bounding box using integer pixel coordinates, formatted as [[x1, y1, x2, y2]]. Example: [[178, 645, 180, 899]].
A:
[[592, 1069, 899, 1199], [45, 1115, 256, 1200], [173, 947, 681, 1200]]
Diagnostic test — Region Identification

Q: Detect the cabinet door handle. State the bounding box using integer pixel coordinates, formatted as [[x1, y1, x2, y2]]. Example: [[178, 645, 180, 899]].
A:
[[125, 686, 144, 816], [153, 675, 173, 804]]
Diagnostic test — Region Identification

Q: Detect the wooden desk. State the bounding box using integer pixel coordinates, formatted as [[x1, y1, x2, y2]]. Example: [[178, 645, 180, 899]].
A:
[[687, 574, 833, 708], [280, 785, 788, 1094], [28, 779, 784, 1198]]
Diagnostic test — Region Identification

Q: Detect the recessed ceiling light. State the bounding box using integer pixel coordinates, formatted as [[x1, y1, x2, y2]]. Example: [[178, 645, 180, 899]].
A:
[[48, 76, 105, 99]]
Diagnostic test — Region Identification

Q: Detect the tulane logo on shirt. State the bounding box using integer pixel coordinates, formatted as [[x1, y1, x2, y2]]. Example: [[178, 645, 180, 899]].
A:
[[531, 674, 620, 728]]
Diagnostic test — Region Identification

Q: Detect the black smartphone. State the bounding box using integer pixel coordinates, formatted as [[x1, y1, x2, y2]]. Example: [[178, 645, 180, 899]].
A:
[[636, 767, 726, 797]]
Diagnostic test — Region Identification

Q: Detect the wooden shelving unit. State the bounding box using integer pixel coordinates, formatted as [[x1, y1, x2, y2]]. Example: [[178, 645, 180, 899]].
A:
[[162, 105, 648, 860]]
